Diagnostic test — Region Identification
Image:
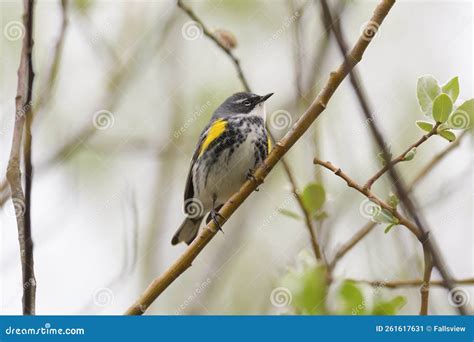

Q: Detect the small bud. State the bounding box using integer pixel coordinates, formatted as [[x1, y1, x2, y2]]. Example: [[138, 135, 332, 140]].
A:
[[213, 29, 237, 50], [387, 192, 399, 208], [403, 147, 417, 161]]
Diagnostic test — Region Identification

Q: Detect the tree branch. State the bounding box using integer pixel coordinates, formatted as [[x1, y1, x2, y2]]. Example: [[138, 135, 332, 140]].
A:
[[313, 157, 435, 314], [6, 0, 36, 315], [319, 0, 468, 315], [329, 129, 469, 270], [346, 277, 474, 289], [313, 158, 422, 239], [125, 0, 396, 315], [328, 221, 376, 271], [363, 123, 440, 190]]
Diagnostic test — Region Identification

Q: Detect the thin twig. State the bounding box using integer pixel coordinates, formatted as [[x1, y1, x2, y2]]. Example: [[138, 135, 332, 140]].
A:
[[281, 161, 323, 261], [177, 0, 250, 91], [346, 277, 474, 288], [320, 0, 468, 315], [6, 0, 36, 315], [329, 128, 469, 270], [363, 123, 440, 190], [328, 221, 377, 271], [125, 0, 397, 315], [176, 0, 324, 263], [313, 158, 422, 239]]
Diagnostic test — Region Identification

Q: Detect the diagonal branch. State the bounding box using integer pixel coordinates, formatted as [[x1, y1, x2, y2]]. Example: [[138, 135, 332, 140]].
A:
[[6, 0, 36, 315], [125, 0, 396, 315], [319, 0, 468, 315], [329, 129, 468, 270], [313, 158, 422, 239], [363, 123, 440, 190]]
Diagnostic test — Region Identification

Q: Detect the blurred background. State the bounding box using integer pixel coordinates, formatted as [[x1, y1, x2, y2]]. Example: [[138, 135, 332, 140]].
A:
[[0, 0, 472, 315]]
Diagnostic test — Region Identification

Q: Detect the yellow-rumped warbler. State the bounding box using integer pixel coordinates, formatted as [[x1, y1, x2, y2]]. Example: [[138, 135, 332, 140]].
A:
[[172, 92, 274, 245]]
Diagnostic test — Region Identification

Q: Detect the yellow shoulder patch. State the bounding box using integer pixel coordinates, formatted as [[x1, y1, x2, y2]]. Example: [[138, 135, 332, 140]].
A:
[[199, 119, 227, 157]]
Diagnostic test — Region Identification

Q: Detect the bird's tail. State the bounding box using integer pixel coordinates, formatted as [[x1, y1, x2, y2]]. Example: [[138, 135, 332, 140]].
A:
[[171, 217, 203, 245]]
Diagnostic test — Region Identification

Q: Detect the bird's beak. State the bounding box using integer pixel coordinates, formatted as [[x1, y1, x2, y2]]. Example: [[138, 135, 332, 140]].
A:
[[257, 93, 274, 103]]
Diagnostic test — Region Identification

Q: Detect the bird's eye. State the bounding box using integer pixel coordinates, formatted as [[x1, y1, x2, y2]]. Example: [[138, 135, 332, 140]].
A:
[[243, 100, 251, 106]]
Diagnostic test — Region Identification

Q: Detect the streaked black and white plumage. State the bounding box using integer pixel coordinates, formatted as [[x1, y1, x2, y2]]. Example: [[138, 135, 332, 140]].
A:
[[172, 92, 273, 245]]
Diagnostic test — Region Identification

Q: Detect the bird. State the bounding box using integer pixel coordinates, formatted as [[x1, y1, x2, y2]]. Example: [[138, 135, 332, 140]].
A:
[[171, 92, 274, 245]]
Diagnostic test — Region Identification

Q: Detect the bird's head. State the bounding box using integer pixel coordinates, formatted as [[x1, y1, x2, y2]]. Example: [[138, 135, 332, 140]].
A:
[[214, 92, 274, 119]]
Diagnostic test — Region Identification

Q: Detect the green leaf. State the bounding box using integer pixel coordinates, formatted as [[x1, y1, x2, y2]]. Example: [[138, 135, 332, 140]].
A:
[[415, 120, 434, 132], [387, 193, 399, 209], [339, 280, 366, 315], [402, 147, 417, 161], [282, 264, 327, 315], [438, 129, 456, 142], [278, 208, 301, 221], [301, 183, 326, 213], [448, 99, 474, 129], [441, 76, 460, 103], [432, 93, 453, 123], [417, 75, 441, 114], [372, 296, 406, 315], [384, 223, 397, 234]]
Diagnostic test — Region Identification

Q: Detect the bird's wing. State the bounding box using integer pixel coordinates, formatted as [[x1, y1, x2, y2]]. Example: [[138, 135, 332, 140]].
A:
[[184, 118, 228, 203]]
